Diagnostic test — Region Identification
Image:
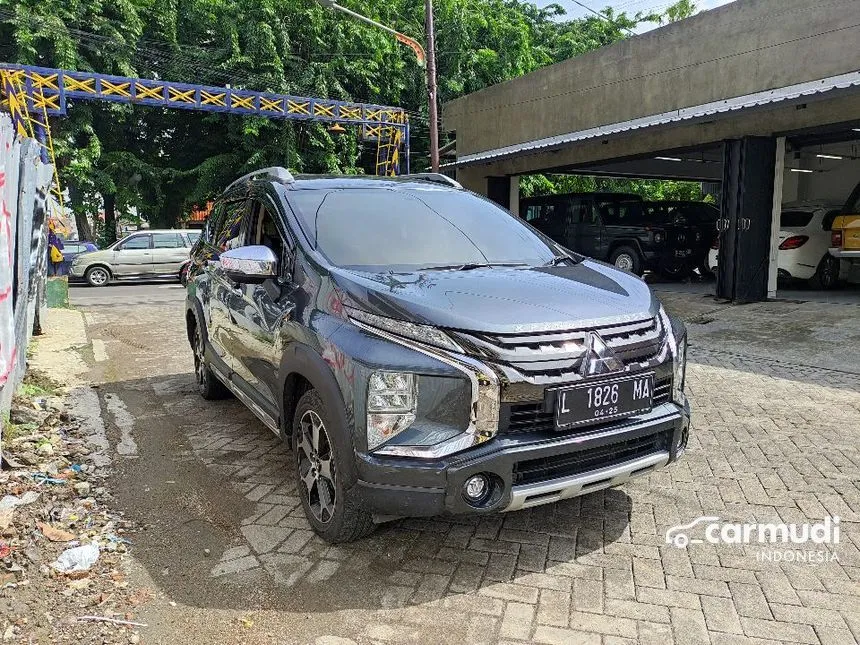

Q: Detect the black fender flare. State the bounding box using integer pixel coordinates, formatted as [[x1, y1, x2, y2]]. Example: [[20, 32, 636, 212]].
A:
[[277, 343, 358, 486], [608, 239, 645, 260]]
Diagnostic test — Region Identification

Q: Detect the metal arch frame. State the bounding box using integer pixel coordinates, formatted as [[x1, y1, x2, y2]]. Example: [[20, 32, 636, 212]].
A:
[[0, 63, 410, 174]]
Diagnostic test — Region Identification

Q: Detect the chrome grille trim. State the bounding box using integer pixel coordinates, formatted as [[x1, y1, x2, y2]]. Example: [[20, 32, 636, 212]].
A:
[[453, 315, 665, 382]]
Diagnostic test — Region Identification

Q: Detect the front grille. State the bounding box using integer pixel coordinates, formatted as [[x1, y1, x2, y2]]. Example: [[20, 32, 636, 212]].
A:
[[501, 376, 672, 435], [512, 430, 672, 486], [455, 315, 664, 383]]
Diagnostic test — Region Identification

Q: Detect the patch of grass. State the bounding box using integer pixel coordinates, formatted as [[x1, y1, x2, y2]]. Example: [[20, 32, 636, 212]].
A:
[[2, 417, 38, 441], [20, 370, 60, 397]]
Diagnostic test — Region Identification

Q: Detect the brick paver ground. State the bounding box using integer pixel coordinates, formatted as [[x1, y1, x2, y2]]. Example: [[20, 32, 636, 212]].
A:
[[84, 290, 860, 644]]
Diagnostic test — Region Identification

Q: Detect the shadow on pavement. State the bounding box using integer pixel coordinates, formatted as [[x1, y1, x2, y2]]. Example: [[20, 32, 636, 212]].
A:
[[103, 371, 632, 614]]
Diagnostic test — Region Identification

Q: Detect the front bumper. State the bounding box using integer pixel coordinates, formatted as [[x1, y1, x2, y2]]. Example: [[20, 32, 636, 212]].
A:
[[355, 400, 690, 517]]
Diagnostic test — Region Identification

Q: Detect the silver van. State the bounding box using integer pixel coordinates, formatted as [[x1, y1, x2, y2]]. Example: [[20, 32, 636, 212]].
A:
[[69, 229, 200, 287]]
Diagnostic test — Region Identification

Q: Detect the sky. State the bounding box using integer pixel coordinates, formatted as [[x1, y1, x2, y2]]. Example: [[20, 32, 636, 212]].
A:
[[538, 0, 737, 32]]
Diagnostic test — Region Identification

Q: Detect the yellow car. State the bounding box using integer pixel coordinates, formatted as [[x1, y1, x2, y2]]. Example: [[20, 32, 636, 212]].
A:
[[830, 185, 860, 264]]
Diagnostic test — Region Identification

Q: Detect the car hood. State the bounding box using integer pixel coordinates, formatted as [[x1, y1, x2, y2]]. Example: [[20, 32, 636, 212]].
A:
[[331, 260, 659, 334], [74, 250, 112, 262]]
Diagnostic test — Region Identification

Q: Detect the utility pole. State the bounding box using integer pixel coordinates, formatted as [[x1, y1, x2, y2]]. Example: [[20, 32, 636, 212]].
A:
[[425, 0, 440, 172], [316, 0, 440, 172]]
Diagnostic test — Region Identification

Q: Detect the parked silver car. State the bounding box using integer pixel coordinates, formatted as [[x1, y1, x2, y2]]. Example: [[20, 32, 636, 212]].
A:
[[69, 229, 201, 287]]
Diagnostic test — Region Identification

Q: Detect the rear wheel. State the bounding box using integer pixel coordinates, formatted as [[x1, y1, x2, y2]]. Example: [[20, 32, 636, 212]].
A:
[[179, 264, 190, 286], [809, 254, 839, 290], [609, 246, 643, 276], [191, 319, 229, 400], [85, 266, 110, 287], [659, 260, 692, 281], [293, 389, 374, 543]]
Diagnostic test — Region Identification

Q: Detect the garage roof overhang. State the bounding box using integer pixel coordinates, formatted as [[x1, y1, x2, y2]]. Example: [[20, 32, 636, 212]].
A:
[[446, 70, 860, 170]]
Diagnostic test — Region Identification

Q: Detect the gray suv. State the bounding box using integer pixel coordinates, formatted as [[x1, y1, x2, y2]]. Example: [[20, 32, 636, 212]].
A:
[[70, 229, 200, 286], [186, 169, 691, 543]]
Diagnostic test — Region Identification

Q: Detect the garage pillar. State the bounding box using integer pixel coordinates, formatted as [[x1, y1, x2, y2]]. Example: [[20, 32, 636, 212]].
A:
[[509, 176, 520, 217], [767, 137, 786, 298], [716, 137, 778, 303]]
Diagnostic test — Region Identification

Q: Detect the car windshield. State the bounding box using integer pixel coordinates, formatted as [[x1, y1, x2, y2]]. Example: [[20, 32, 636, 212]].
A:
[[781, 211, 814, 227], [289, 187, 560, 271]]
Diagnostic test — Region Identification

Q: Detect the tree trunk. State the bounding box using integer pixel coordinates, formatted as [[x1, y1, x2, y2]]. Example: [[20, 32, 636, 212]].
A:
[[103, 193, 117, 245], [74, 211, 94, 243], [67, 184, 94, 242]]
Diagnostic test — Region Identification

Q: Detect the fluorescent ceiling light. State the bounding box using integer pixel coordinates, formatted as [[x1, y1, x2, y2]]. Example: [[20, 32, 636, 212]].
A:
[[655, 156, 682, 162], [816, 154, 843, 160], [853, 128, 860, 132], [790, 168, 814, 173]]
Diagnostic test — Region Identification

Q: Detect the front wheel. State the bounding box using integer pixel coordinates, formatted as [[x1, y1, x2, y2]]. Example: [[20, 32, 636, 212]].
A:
[[191, 320, 229, 400], [85, 266, 111, 287], [293, 390, 374, 543], [609, 246, 643, 276], [809, 255, 839, 290]]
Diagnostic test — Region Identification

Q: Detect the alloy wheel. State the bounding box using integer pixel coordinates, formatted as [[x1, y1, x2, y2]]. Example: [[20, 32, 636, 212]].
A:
[[88, 267, 108, 286], [614, 254, 634, 272], [193, 326, 206, 387], [820, 257, 837, 288], [296, 410, 337, 524]]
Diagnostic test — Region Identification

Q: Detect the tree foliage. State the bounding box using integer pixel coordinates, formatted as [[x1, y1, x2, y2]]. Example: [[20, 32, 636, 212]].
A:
[[0, 0, 700, 236]]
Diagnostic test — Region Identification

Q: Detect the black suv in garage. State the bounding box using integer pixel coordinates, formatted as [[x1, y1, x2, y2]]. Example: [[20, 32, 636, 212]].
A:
[[521, 192, 702, 277], [186, 169, 690, 542]]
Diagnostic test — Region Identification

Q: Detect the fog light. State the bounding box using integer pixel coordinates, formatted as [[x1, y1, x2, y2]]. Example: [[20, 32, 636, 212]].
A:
[[464, 474, 488, 502]]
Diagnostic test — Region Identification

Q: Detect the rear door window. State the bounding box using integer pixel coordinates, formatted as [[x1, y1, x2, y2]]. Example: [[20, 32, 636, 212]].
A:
[[780, 211, 814, 227], [152, 233, 184, 248]]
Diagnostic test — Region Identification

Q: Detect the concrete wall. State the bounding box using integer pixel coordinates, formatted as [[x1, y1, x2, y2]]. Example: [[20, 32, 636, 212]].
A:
[[794, 158, 860, 204], [444, 0, 860, 159]]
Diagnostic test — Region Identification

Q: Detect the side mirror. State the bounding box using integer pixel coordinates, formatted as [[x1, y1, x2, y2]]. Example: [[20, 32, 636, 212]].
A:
[[220, 246, 278, 283]]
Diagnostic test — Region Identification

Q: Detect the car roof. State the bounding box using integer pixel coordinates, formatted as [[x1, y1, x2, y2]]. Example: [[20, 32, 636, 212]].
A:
[[124, 229, 191, 234], [782, 201, 842, 211]]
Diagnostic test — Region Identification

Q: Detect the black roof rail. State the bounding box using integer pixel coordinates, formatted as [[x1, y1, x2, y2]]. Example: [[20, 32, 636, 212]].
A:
[[226, 166, 294, 193], [403, 173, 463, 189]]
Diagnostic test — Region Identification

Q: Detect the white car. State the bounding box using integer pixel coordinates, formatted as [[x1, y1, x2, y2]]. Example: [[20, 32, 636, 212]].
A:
[[708, 202, 843, 289]]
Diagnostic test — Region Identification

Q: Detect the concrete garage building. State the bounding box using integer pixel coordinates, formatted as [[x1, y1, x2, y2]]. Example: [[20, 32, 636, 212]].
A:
[[442, 0, 860, 302]]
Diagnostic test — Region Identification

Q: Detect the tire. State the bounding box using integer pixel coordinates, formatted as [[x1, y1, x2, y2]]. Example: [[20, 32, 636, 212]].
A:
[[609, 246, 643, 276], [190, 317, 229, 400], [85, 266, 111, 287], [808, 254, 840, 290], [293, 389, 374, 543], [659, 260, 692, 281]]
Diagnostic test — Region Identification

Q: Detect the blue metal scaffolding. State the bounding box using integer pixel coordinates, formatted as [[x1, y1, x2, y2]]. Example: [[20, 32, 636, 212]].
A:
[[0, 63, 410, 174]]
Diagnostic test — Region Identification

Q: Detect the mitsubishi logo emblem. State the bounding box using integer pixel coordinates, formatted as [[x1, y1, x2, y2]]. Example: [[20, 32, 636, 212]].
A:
[[579, 332, 625, 377]]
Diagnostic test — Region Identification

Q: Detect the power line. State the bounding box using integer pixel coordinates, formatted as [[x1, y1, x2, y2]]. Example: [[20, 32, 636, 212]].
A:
[[566, 0, 636, 35]]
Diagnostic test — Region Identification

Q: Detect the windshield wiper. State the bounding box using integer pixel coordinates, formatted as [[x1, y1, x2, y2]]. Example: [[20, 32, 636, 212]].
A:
[[420, 262, 527, 271], [544, 254, 580, 267]]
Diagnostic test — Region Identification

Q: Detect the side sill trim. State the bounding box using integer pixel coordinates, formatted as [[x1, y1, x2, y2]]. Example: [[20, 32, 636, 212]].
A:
[[210, 364, 280, 436]]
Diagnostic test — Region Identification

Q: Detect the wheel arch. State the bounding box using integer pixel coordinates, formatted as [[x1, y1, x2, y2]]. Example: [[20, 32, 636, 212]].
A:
[[607, 239, 644, 259], [278, 344, 352, 461], [85, 263, 113, 277]]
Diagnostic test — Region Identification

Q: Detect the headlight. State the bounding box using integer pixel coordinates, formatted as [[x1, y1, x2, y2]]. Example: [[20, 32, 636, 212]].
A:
[[366, 371, 417, 450], [673, 335, 687, 404], [658, 305, 687, 405], [346, 307, 462, 353]]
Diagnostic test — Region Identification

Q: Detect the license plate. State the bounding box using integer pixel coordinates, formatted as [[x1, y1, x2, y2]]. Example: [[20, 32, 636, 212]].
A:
[[554, 373, 654, 429], [675, 249, 692, 258]]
